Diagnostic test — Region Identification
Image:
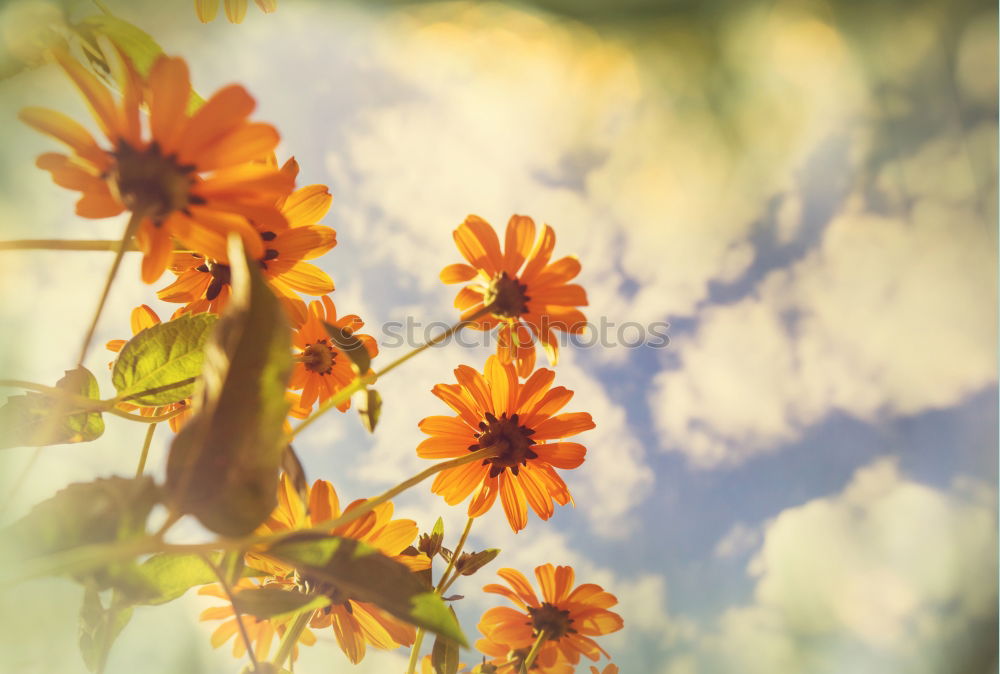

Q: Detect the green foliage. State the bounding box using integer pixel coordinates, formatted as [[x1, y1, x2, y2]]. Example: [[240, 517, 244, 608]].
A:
[[130, 552, 261, 606], [0, 368, 104, 449], [323, 321, 372, 375], [431, 609, 461, 674], [231, 585, 331, 620], [111, 313, 217, 406], [265, 533, 468, 646], [78, 585, 133, 673], [456, 548, 501, 577], [357, 388, 382, 432], [165, 237, 292, 537]]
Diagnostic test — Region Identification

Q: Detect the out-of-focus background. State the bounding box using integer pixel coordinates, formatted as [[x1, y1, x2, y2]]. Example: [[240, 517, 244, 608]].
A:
[[0, 0, 996, 672]]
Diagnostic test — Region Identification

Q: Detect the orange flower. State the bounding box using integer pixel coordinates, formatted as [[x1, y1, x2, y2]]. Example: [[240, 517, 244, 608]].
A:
[[441, 215, 587, 377], [20, 50, 293, 282], [289, 295, 377, 416], [418, 355, 594, 532], [477, 564, 622, 669], [196, 0, 277, 23], [247, 474, 429, 664], [198, 578, 316, 663], [157, 157, 336, 326], [475, 635, 573, 673], [106, 304, 191, 432]]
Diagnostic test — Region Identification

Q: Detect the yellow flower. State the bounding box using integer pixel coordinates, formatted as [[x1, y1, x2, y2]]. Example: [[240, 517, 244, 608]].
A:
[[196, 0, 277, 23], [157, 157, 336, 326], [418, 355, 594, 532], [477, 564, 622, 670], [441, 215, 587, 377], [21, 51, 292, 282]]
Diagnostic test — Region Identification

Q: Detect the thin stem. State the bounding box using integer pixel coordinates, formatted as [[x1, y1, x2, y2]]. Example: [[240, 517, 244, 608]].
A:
[[77, 211, 144, 368], [288, 305, 492, 442], [201, 553, 260, 673], [135, 423, 156, 477], [272, 609, 311, 670], [0, 239, 138, 252], [407, 516, 476, 674], [437, 516, 474, 594], [107, 406, 185, 424], [521, 629, 548, 673]]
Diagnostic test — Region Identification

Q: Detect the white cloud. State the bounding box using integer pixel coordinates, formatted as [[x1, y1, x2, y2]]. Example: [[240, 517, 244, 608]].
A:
[[712, 522, 764, 560], [669, 458, 998, 673], [652, 178, 997, 467]]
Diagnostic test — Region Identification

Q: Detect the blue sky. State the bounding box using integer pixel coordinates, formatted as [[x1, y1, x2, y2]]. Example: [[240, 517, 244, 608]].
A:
[[0, 0, 996, 672]]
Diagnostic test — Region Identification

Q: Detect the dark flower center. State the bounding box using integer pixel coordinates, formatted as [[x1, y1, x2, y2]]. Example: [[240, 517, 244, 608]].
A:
[[204, 262, 231, 301], [485, 272, 530, 318], [526, 602, 576, 641], [469, 412, 537, 478], [302, 339, 336, 374], [110, 141, 196, 221]]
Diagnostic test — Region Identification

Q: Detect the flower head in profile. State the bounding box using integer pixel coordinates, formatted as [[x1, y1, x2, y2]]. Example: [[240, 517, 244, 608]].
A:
[[196, 0, 277, 23], [418, 355, 594, 532], [106, 304, 191, 432], [157, 157, 336, 326], [477, 564, 622, 670], [20, 50, 293, 282], [246, 474, 429, 664], [289, 295, 377, 416], [441, 215, 587, 377], [199, 578, 316, 663]]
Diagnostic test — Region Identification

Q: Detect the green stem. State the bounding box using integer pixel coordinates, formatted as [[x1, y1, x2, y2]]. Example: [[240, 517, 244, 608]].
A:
[[521, 629, 548, 673], [201, 553, 260, 673], [406, 517, 475, 674], [135, 423, 156, 477], [287, 305, 493, 442], [77, 211, 144, 368], [272, 609, 311, 670], [108, 406, 186, 424], [0, 239, 138, 252]]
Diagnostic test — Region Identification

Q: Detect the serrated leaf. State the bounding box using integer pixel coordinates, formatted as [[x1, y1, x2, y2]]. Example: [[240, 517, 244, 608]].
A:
[[0, 367, 104, 449], [265, 534, 467, 646], [79, 586, 132, 673], [112, 313, 217, 405], [165, 236, 292, 537], [231, 585, 331, 620], [431, 608, 460, 674], [323, 322, 371, 375], [356, 388, 382, 432]]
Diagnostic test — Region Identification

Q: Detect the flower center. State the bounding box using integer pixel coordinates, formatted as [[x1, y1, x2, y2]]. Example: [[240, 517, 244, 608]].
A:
[[301, 339, 336, 374], [204, 262, 231, 301], [469, 412, 537, 478], [484, 272, 530, 318], [109, 141, 197, 220], [526, 602, 576, 641]]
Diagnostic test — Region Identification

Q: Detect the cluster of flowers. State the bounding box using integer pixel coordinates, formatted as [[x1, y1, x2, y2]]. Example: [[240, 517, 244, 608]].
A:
[[25, 32, 621, 673]]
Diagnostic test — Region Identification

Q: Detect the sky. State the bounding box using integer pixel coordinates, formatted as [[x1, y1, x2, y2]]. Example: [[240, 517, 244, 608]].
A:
[[0, 0, 996, 672]]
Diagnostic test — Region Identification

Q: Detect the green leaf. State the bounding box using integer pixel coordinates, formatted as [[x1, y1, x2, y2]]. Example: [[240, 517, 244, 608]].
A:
[[111, 313, 218, 405], [74, 14, 205, 110], [356, 388, 382, 432], [431, 609, 461, 674], [432, 517, 445, 538], [0, 368, 104, 449], [78, 586, 133, 673], [323, 322, 371, 375], [231, 585, 331, 620], [166, 236, 292, 537], [266, 534, 467, 647]]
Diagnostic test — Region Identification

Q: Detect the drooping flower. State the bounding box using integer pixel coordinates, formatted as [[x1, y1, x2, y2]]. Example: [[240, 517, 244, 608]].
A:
[[477, 564, 622, 669], [157, 157, 336, 326], [196, 0, 277, 23], [199, 577, 316, 663], [246, 474, 429, 664], [106, 304, 191, 432], [441, 215, 587, 377], [20, 50, 293, 282], [417, 355, 594, 532], [289, 295, 377, 416]]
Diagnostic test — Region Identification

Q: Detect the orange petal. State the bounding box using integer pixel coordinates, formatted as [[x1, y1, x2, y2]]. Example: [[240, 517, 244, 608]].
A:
[[148, 56, 191, 153], [20, 108, 105, 166], [503, 214, 536, 274], [468, 475, 500, 517], [130, 304, 161, 333], [271, 225, 336, 261], [282, 185, 332, 227], [176, 85, 256, 163], [499, 473, 528, 532], [53, 51, 119, 142], [532, 412, 596, 441], [196, 0, 219, 21], [416, 436, 470, 459], [440, 263, 478, 284], [520, 224, 556, 283], [534, 442, 586, 469], [195, 122, 279, 171]]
